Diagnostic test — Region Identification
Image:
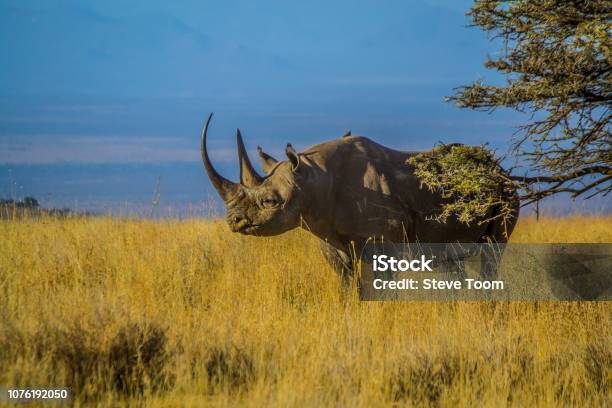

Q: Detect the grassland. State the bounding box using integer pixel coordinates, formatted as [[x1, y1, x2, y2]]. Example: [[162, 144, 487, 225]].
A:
[[0, 215, 611, 406]]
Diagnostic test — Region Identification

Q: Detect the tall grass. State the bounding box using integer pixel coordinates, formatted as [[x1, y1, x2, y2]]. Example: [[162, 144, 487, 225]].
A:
[[0, 216, 610, 406]]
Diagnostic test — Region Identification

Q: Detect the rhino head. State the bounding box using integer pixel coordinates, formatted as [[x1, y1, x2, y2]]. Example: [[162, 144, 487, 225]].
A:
[[200, 113, 312, 236]]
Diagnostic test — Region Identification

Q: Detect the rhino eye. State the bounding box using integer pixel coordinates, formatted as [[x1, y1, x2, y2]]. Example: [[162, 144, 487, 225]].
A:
[[262, 197, 279, 209]]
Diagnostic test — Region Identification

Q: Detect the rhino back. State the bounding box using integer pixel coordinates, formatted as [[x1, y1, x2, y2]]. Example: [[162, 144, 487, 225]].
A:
[[303, 136, 490, 243]]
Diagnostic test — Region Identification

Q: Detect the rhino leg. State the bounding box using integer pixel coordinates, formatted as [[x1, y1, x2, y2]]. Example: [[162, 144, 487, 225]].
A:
[[441, 257, 468, 280], [478, 204, 518, 279], [319, 240, 354, 284], [479, 220, 505, 279], [480, 245, 503, 280]]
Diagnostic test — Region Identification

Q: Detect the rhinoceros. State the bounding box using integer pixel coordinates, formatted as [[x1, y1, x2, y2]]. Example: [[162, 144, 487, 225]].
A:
[[200, 113, 519, 279]]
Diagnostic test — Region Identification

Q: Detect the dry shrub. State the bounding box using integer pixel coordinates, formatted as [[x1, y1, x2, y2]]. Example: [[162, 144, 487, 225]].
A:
[[389, 354, 465, 404], [388, 338, 538, 405], [583, 341, 611, 392], [205, 346, 255, 393], [37, 323, 105, 397], [498, 336, 535, 403], [108, 323, 173, 395], [2, 321, 173, 400]]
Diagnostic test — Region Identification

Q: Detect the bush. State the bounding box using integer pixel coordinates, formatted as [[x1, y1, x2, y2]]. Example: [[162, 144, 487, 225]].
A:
[[407, 144, 517, 234]]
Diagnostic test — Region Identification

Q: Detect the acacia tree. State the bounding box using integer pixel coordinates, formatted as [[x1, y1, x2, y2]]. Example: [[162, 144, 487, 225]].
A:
[[447, 0, 611, 208]]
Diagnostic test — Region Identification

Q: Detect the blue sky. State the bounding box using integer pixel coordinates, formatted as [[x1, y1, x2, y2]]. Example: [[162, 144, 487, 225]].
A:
[[0, 0, 608, 214]]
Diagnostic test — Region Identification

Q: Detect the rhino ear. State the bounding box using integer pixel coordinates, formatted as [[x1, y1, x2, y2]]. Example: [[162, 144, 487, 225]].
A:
[[342, 130, 351, 138], [285, 143, 300, 171], [257, 146, 279, 174]]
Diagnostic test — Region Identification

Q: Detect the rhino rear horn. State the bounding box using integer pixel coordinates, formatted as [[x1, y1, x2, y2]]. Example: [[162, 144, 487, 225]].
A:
[[257, 146, 279, 174], [200, 113, 239, 201], [236, 129, 264, 187]]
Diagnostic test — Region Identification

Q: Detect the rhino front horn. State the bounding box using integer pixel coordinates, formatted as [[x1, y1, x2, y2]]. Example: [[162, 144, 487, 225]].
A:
[[200, 113, 239, 201], [236, 129, 264, 187]]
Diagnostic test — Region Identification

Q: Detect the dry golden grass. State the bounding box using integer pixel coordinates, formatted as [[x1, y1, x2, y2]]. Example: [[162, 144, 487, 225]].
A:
[[509, 215, 612, 243], [0, 215, 610, 406]]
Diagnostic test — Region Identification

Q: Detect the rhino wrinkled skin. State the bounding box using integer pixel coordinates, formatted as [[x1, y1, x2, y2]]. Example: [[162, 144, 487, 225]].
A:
[[200, 113, 519, 279]]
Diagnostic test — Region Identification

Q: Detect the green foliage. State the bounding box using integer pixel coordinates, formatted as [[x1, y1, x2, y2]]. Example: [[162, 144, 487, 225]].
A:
[[408, 144, 516, 231], [448, 0, 611, 206]]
